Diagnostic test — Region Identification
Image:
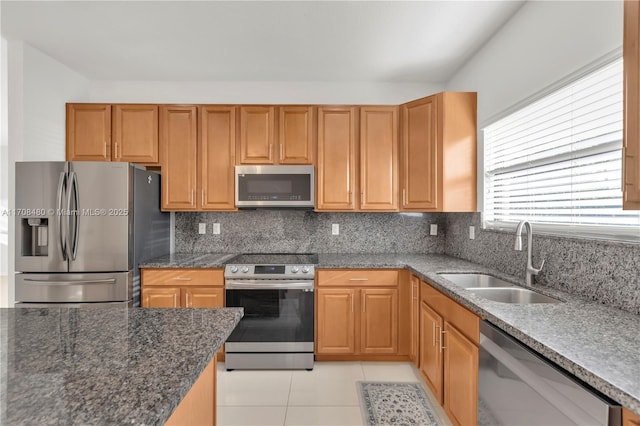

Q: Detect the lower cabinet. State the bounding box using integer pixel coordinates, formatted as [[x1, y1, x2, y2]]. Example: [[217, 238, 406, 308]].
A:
[[316, 269, 404, 359], [165, 357, 216, 426], [624, 407, 640, 426], [419, 280, 479, 426]]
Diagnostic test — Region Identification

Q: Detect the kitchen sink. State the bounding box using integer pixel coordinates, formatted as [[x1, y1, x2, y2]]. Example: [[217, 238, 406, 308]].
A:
[[467, 287, 562, 304], [438, 273, 516, 289]]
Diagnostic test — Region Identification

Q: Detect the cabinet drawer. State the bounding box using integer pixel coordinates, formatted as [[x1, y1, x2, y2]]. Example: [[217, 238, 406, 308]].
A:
[[421, 281, 479, 345], [317, 270, 399, 287], [142, 269, 224, 286]]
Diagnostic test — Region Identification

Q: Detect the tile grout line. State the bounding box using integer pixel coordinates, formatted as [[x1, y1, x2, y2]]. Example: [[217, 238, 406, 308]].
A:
[[283, 370, 294, 426]]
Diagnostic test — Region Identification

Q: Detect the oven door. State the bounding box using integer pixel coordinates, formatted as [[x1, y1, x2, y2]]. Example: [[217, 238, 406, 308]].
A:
[[225, 281, 314, 352]]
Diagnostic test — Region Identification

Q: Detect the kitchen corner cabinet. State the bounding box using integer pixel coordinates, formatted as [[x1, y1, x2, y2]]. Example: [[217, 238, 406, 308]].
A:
[[401, 92, 477, 212], [66, 103, 159, 164], [316, 270, 405, 359], [316, 106, 399, 212], [316, 107, 358, 210], [624, 0, 640, 210], [237, 106, 276, 164], [420, 280, 479, 426]]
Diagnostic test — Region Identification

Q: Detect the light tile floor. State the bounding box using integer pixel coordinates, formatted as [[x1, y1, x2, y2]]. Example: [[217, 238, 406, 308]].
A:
[[217, 361, 452, 426]]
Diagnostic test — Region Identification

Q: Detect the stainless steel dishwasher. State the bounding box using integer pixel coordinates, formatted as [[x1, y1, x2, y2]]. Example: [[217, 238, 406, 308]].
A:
[[479, 321, 621, 426]]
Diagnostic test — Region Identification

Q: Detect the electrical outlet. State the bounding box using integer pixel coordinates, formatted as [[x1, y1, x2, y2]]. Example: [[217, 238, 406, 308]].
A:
[[198, 223, 206, 234], [332, 224, 340, 235], [213, 223, 221, 235], [430, 224, 438, 236], [469, 226, 476, 240]]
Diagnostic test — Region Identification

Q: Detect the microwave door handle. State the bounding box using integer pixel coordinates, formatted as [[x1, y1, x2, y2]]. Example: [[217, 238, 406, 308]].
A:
[[57, 171, 68, 261]]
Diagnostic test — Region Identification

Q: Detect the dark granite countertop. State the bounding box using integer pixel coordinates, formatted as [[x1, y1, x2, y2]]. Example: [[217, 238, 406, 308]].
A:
[[140, 251, 640, 413], [0, 307, 243, 425]]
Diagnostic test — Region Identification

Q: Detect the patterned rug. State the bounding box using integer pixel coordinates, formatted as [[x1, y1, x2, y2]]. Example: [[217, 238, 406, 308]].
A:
[[358, 381, 443, 426]]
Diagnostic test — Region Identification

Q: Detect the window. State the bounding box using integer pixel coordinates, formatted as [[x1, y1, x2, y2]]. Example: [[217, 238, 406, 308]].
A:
[[484, 58, 640, 240]]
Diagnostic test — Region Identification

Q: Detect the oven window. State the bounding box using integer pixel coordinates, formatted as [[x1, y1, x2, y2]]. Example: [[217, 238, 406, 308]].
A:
[[226, 289, 314, 343]]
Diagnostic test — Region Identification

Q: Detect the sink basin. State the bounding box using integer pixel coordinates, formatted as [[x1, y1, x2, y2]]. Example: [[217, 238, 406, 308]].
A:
[[438, 273, 515, 289], [467, 287, 562, 304]]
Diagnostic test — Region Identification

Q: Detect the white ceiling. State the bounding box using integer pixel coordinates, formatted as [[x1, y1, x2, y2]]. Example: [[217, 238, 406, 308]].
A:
[[0, 1, 525, 83]]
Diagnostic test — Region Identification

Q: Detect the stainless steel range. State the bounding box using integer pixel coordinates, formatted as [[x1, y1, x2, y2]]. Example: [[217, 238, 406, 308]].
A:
[[224, 253, 316, 370]]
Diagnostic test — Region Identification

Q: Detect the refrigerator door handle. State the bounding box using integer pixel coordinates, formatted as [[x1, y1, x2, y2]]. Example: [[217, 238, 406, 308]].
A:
[[57, 171, 68, 261], [68, 171, 80, 260], [23, 278, 117, 285]]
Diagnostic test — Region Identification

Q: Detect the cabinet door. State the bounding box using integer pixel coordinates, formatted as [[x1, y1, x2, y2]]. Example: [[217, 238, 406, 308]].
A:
[[66, 104, 111, 161], [623, 408, 640, 426], [401, 96, 438, 210], [200, 106, 236, 210], [142, 287, 181, 308], [316, 107, 358, 210], [183, 287, 224, 308], [360, 106, 398, 211], [112, 104, 158, 164], [443, 323, 478, 426], [420, 301, 443, 403], [410, 276, 420, 364], [238, 106, 276, 164], [624, 0, 640, 209], [360, 288, 398, 354], [279, 106, 315, 164], [316, 288, 356, 354], [160, 105, 198, 210]]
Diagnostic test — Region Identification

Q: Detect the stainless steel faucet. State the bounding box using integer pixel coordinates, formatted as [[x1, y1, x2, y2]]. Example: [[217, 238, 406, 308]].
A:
[[514, 220, 545, 286]]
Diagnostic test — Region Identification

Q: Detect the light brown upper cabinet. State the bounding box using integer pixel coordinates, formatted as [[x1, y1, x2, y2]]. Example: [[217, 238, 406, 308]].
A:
[[112, 104, 158, 164], [401, 92, 477, 212], [67, 103, 159, 165], [66, 104, 112, 161], [237, 106, 276, 164], [624, 0, 640, 210], [360, 106, 399, 210], [199, 106, 237, 210], [160, 105, 198, 211], [316, 107, 358, 210], [278, 106, 315, 164]]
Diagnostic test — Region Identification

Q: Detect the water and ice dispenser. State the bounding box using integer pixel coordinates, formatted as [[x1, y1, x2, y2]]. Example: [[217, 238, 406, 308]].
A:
[[21, 218, 48, 257]]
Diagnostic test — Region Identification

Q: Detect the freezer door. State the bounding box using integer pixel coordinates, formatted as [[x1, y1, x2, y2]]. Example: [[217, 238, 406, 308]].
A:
[[15, 162, 69, 273], [15, 272, 133, 303], [68, 162, 133, 272]]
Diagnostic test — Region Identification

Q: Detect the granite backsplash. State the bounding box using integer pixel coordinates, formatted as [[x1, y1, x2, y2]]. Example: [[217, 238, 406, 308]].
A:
[[175, 210, 446, 254], [445, 213, 640, 315]]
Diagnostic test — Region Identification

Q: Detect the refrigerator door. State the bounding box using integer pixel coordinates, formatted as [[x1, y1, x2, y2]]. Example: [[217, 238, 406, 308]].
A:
[[15, 162, 69, 273], [15, 272, 133, 303], [68, 162, 133, 272]]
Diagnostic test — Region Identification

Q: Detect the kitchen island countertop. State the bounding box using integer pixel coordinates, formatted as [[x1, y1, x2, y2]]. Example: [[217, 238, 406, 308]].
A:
[[0, 306, 243, 425], [141, 252, 640, 414]]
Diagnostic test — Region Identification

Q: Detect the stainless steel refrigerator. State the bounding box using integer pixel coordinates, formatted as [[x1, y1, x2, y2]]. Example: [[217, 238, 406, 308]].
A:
[[14, 162, 170, 307]]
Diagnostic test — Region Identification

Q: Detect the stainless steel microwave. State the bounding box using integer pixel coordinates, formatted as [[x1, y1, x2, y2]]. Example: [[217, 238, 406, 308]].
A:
[[235, 165, 315, 208]]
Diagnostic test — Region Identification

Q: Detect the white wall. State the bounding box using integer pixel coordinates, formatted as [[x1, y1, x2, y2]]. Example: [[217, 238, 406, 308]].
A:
[[4, 41, 90, 306], [88, 80, 443, 105], [445, 0, 623, 127]]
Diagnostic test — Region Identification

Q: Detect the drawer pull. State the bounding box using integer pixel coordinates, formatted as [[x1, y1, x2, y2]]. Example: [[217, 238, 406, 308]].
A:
[[349, 278, 369, 281], [173, 277, 192, 281]]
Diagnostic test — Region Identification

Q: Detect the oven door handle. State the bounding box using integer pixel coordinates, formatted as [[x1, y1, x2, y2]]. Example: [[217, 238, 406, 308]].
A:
[[225, 280, 314, 290]]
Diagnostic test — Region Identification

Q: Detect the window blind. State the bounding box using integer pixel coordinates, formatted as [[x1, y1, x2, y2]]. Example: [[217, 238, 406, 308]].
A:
[[484, 58, 640, 240]]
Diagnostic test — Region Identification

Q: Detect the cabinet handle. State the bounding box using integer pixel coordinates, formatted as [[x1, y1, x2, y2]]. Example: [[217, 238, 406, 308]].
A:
[[351, 294, 354, 312], [403, 189, 407, 206], [362, 292, 365, 312], [201, 189, 205, 206], [191, 189, 195, 205], [349, 278, 369, 281], [104, 142, 107, 157], [432, 322, 437, 347], [361, 191, 364, 205], [349, 191, 352, 204], [440, 329, 447, 351], [280, 144, 284, 161], [173, 277, 192, 281], [114, 142, 118, 159], [269, 143, 273, 161]]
